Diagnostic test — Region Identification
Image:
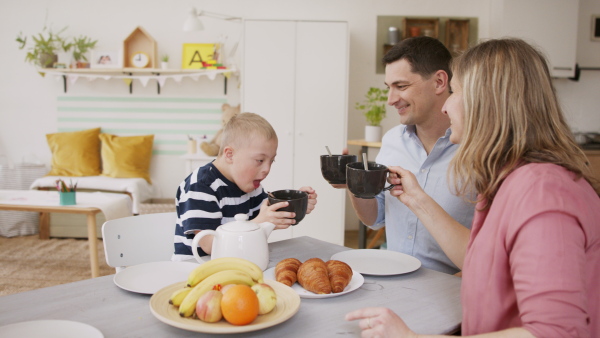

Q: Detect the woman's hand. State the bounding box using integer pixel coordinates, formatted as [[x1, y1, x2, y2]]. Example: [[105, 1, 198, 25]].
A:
[[297, 186, 317, 214], [387, 166, 426, 209], [345, 307, 417, 338]]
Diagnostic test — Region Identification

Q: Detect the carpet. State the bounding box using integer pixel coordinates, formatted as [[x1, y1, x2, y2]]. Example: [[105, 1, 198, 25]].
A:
[[0, 235, 114, 296]]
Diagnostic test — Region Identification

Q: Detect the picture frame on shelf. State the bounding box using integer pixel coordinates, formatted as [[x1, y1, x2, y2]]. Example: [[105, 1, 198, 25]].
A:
[[181, 43, 223, 69], [90, 51, 120, 68], [592, 15, 600, 41]]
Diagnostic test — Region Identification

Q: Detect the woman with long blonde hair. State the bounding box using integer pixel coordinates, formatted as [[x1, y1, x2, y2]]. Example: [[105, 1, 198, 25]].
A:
[[346, 38, 600, 337]]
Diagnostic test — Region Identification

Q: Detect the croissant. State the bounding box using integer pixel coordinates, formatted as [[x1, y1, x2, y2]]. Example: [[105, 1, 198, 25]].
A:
[[325, 260, 353, 293], [275, 258, 302, 287], [297, 258, 332, 294]]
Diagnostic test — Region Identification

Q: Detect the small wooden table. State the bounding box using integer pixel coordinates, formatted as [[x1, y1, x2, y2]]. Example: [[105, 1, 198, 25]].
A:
[[347, 139, 383, 249], [0, 190, 132, 278]]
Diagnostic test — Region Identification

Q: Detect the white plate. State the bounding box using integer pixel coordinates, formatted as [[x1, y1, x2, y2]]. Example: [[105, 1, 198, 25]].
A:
[[330, 249, 421, 275], [113, 261, 199, 294], [263, 267, 364, 299], [0, 320, 103, 338]]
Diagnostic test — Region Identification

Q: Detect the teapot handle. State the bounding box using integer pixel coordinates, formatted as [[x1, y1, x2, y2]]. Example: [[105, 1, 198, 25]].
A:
[[191, 230, 216, 264]]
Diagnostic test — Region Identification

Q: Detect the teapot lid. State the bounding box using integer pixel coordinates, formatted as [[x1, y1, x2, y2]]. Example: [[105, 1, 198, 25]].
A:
[[221, 214, 260, 232]]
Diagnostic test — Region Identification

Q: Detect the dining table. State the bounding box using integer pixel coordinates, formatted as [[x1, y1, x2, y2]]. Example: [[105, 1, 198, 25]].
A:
[[0, 236, 462, 337]]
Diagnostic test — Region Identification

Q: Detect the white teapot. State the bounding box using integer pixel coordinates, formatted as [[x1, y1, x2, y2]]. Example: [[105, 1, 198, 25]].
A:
[[191, 213, 276, 271]]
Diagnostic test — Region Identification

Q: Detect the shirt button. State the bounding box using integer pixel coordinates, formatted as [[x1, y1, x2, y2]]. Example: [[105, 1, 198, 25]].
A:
[[408, 235, 413, 240], [420, 169, 426, 173]]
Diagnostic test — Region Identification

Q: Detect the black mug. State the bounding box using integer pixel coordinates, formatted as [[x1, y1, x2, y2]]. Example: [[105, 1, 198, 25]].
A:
[[267, 189, 308, 225], [320, 154, 358, 184], [346, 162, 395, 199]]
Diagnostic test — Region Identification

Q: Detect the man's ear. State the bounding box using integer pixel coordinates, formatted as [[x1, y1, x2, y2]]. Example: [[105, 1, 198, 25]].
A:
[[433, 70, 449, 95]]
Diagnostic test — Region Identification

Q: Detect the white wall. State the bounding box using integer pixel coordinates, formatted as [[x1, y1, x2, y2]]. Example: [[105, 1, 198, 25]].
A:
[[1, 0, 599, 229]]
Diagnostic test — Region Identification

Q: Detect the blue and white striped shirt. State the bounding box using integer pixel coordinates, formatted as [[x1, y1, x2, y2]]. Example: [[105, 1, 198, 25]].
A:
[[172, 162, 266, 261]]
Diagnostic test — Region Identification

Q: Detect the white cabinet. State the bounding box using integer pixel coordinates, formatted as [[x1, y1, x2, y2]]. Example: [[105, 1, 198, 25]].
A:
[[491, 0, 579, 78], [242, 20, 349, 245]]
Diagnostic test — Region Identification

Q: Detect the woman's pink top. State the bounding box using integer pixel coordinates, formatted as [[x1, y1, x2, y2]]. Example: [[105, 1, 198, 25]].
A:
[[461, 163, 600, 337]]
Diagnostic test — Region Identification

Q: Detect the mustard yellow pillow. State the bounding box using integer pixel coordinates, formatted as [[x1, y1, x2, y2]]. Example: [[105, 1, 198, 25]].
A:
[[46, 128, 102, 176], [99, 133, 154, 183]]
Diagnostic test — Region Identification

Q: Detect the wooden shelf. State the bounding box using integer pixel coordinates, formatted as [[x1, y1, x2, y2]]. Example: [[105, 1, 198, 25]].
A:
[[38, 67, 237, 94]]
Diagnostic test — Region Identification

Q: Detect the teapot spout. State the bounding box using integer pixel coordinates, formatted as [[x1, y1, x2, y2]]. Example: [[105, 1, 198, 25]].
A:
[[260, 222, 276, 238]]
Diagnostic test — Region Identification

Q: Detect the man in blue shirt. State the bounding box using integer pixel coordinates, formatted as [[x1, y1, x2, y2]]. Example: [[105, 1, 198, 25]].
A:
[[344, 37, 475, 274]]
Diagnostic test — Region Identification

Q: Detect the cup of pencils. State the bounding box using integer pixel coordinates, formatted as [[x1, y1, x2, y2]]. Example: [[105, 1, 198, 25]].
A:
[[56, 179, 77, 206]]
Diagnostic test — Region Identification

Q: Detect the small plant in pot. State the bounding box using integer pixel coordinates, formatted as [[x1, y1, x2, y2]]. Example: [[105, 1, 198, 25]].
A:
[[355, 87, 388, 142], [161, 54, 169, 69], [16, 26, 71, 69], [71, 35, 98, 68]]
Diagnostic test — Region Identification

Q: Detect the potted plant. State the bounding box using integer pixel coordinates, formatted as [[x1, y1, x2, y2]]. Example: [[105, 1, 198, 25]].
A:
[[160, 54, 169, 70], [16, 26, 71, 69], [355, 87, 388, 142], [71, 35, 97, 68]]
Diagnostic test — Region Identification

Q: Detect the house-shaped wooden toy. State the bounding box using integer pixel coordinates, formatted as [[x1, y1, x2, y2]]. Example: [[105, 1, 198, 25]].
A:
[[123, 26, 157, 68]]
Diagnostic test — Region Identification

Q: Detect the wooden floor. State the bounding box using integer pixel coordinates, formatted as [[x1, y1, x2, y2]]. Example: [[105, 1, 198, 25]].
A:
[[344, 229, 386, 250]]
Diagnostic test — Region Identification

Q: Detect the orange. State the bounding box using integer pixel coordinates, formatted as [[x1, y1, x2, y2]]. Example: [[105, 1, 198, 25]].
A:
[[220, 284, 259, 325]]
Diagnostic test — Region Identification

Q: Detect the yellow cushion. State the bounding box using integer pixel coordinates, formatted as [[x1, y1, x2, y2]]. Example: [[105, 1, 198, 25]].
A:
[[99, 133, 154, 183], [46, 128, 102, 176]]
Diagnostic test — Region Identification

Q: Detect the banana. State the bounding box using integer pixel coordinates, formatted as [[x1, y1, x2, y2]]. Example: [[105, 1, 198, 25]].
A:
[[169, 287, 191, 307], [186, 257, 264, 287], [179, 269, 256, 318]]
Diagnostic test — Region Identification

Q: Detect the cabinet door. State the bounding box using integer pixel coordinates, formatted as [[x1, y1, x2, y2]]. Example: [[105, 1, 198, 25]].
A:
[[242, 20, 349, 245], [493, 0, 579, 78], [292, 21, 349, 244], [243, 20, 296, 242]]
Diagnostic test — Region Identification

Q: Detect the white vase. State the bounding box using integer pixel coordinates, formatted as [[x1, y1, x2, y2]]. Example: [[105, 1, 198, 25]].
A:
[[161, 61, 168, 70], [365, 125, 382, 142]]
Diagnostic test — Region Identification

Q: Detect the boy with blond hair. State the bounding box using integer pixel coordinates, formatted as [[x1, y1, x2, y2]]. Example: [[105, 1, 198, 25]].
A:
[[173, 112, 317, 260]]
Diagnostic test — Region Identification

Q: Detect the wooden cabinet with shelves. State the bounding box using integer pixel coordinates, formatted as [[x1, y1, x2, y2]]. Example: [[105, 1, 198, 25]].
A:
[[376, 16, 478, 74]]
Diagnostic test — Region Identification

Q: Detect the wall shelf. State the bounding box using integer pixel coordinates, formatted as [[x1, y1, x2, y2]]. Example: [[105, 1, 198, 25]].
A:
[[376, 16, 478, 74], [38, 67, 237, 95]]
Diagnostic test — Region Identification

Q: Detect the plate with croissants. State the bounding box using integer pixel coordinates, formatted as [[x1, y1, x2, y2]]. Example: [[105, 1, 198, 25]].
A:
[[265, 258, 364, 299]]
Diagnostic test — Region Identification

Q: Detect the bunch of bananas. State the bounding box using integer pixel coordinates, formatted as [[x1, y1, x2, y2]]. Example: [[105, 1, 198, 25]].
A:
[[169, 257, 264, 318]]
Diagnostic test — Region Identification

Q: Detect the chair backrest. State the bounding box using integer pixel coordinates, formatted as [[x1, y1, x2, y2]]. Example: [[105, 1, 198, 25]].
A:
[[102, 212, 176, 270]]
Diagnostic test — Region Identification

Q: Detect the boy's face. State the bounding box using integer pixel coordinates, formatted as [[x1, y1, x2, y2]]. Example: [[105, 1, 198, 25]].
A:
[[227, 135, 278, 193]]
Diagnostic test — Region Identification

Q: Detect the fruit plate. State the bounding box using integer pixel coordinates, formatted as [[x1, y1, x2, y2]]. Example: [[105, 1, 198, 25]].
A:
[[263, 267, 364, 299], [149, 279, 300, 334]]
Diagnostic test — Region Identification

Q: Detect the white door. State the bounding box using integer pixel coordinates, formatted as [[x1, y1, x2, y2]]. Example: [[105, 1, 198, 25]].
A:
[[292, 21, 348, 244], [242, 20, 349, 245], [242, 20, 296, 242]]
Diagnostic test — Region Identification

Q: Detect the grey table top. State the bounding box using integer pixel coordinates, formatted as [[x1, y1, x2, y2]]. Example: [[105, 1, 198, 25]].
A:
[[0, 236, 462, 337]]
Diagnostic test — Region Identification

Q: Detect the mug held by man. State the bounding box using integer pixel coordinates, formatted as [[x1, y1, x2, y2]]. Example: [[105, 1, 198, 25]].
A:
[[320, 154, 358, 184], [346, 162, 395, 199]]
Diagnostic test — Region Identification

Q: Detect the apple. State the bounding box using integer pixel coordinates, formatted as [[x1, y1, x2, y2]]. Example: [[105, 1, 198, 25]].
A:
[[196, 290, 223, 322], [251, 283, 277, 315]]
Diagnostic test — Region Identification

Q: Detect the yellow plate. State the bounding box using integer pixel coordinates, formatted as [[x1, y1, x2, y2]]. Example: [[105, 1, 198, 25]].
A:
[[149, 279, 301, 334]]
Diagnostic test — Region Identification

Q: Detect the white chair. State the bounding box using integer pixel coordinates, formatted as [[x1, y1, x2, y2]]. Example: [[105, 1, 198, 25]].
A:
[[102, 212, 176, 272]]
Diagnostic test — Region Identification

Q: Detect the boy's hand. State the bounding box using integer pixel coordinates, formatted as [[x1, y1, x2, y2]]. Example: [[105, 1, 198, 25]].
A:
[[254, 199, 297, 229], [297, 186, 317, 214]]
